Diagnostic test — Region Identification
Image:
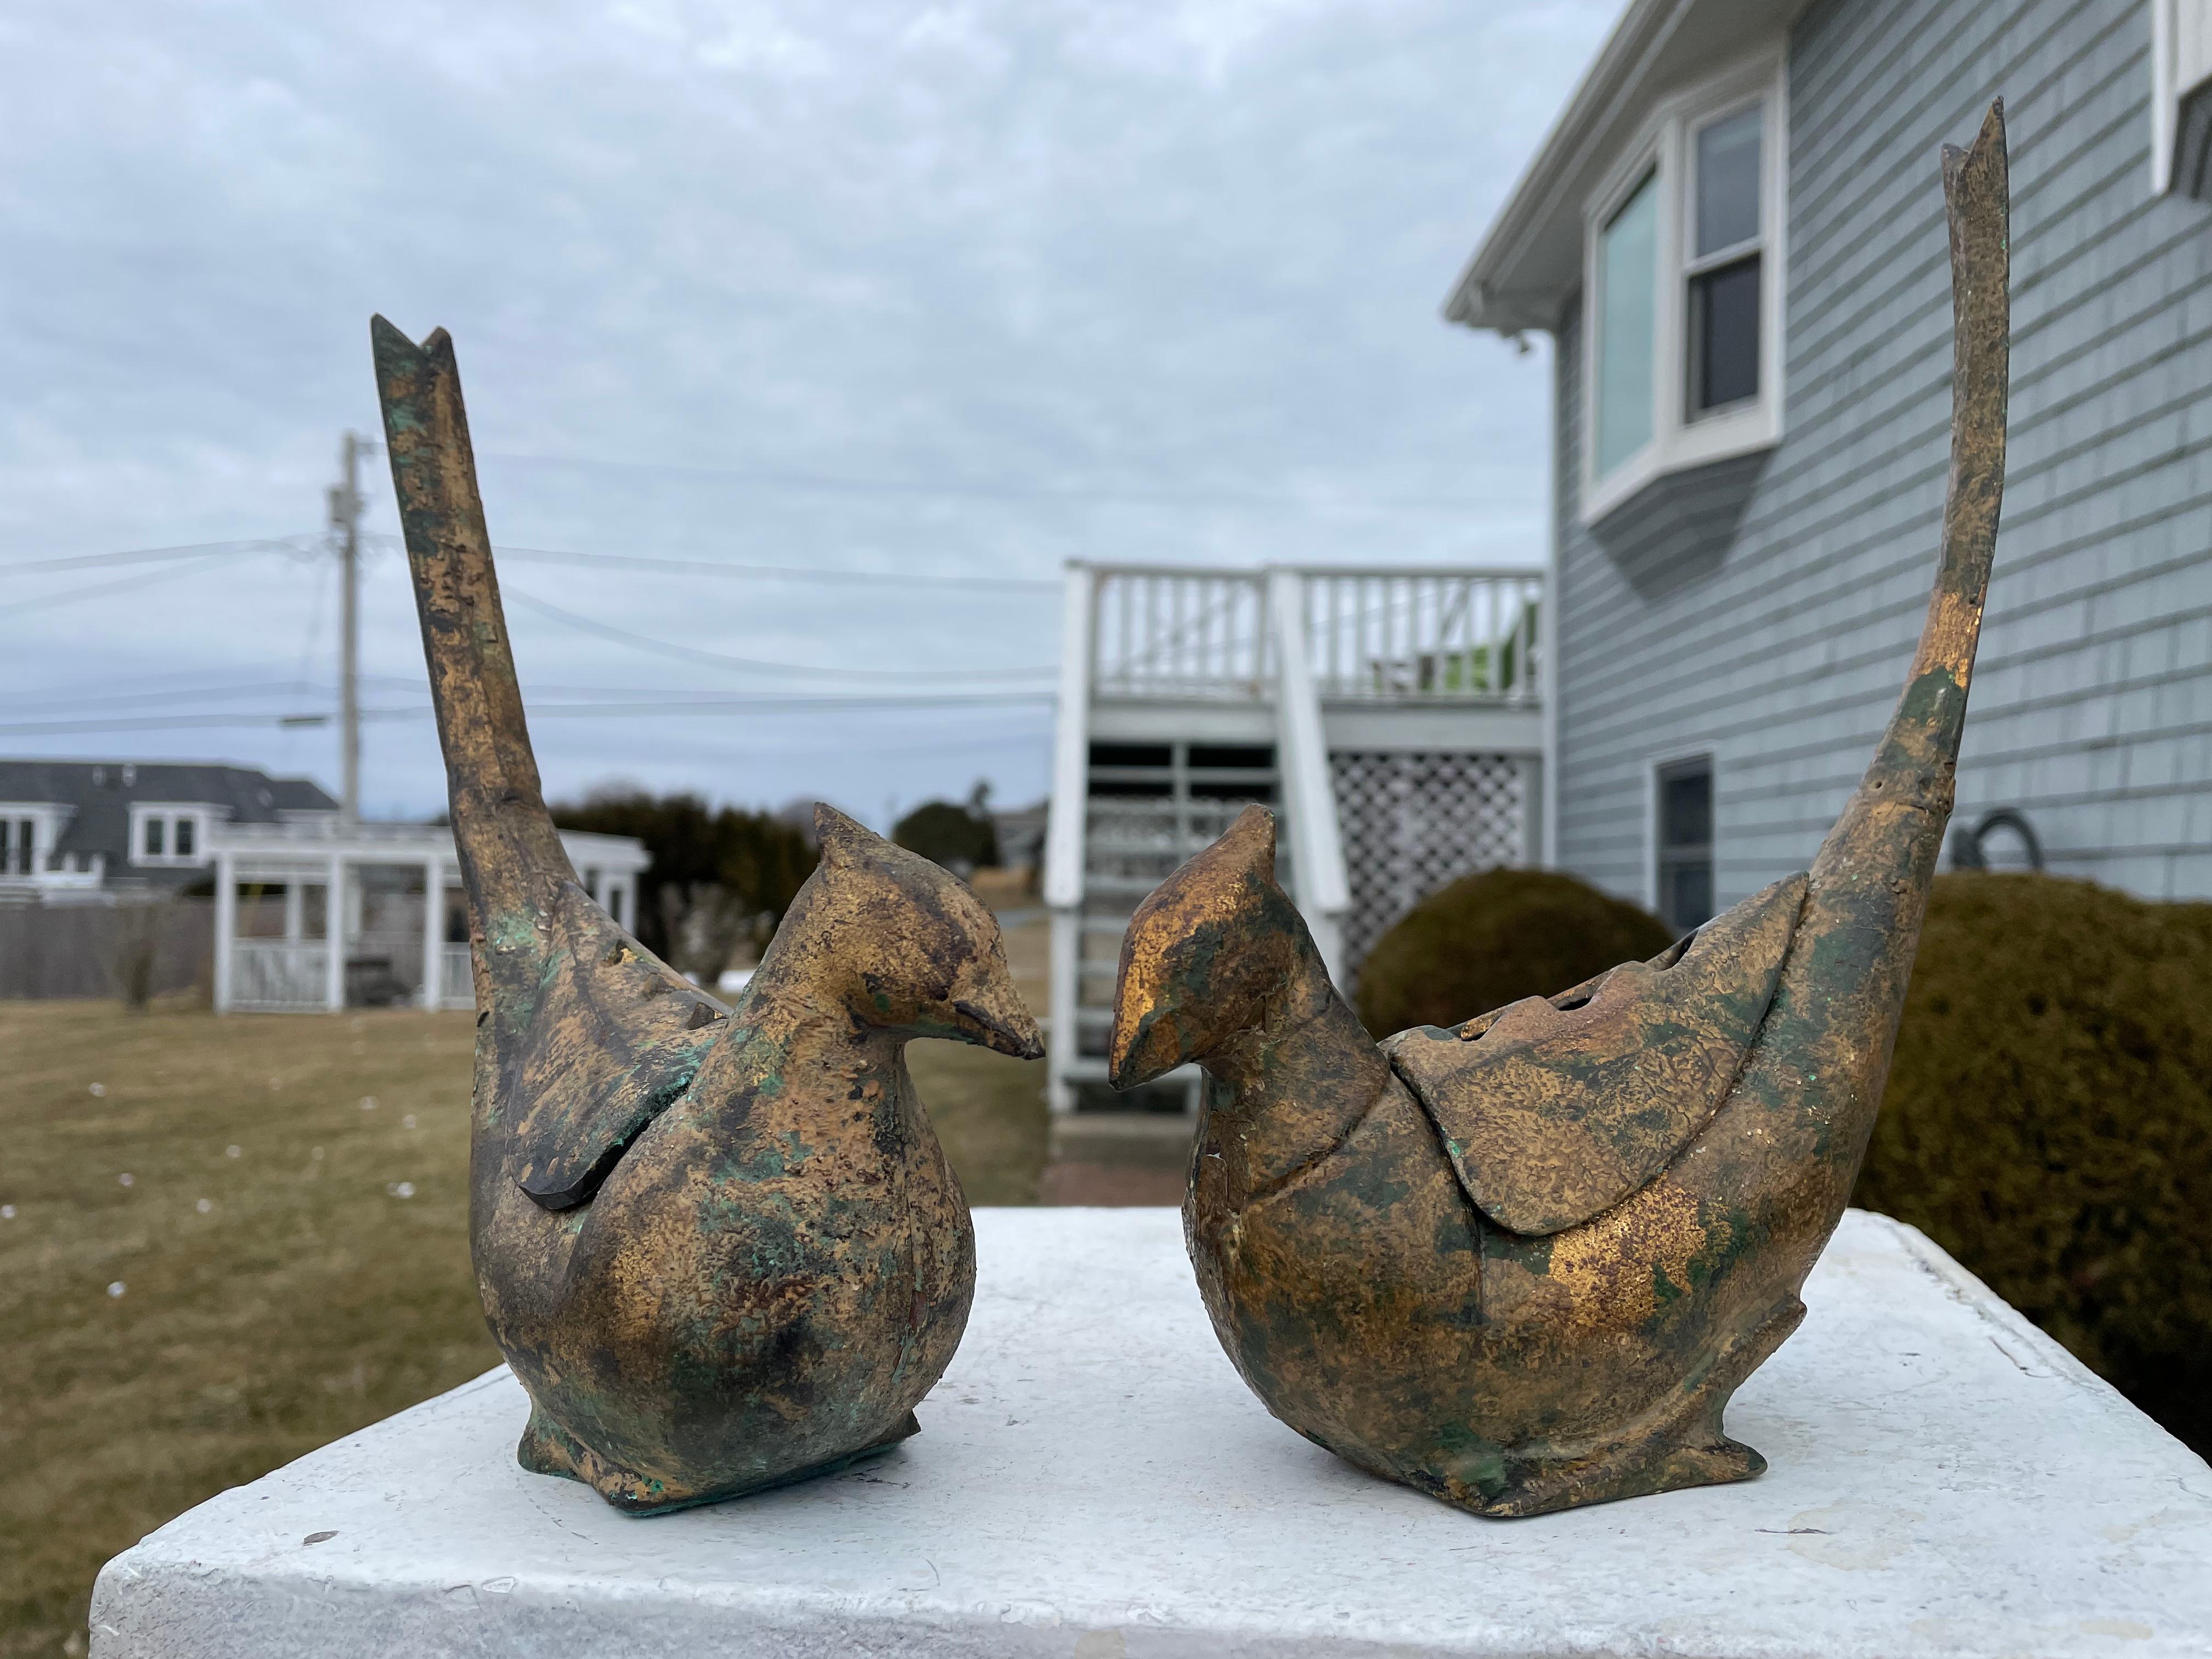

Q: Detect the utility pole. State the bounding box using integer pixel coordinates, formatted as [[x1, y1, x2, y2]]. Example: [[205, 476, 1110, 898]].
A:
[[327, 432, 362, 824]]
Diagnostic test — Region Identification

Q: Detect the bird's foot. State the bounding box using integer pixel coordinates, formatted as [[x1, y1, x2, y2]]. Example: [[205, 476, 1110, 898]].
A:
[[516, 1402, 921, 1516]]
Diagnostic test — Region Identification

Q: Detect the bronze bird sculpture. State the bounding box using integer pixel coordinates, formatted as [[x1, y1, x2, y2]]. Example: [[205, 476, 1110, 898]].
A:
[[371, 318, 1043, 1515], [1107, 105, 2010, 1519]]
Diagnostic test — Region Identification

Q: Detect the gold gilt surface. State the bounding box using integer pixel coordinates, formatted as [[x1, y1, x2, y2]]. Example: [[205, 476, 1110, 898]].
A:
[[1108, 104, 2013, 1519], [370, 319, 1042, 1516]]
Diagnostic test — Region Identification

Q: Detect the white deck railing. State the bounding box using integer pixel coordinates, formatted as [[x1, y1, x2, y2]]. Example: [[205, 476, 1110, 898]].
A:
[[1081, 564, 1542, 704], [1300, 568, 1543, 703], [1090, 567, 1273, 700]]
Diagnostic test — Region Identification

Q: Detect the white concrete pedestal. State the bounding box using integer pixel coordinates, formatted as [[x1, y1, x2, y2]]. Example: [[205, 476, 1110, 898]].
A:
[[92, 1209, 2212, 1658]]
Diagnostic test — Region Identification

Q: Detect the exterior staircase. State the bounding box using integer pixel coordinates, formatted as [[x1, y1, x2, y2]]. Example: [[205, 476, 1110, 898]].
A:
[[1043, 562, 1545, 1118]]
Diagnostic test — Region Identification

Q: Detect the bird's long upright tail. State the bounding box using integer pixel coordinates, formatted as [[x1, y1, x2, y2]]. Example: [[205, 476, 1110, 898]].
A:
[[1810, 101, 2008, 891], [371, 318, 574, 935], [1705, 101, 2009, 1248]]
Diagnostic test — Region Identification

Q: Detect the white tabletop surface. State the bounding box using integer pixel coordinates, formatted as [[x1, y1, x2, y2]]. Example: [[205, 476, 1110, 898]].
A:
[[91, 1207, 2212, 1658]]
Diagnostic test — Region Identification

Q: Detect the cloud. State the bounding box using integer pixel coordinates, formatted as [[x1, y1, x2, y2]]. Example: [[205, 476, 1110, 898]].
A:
[[0, 0, 1612, 823]]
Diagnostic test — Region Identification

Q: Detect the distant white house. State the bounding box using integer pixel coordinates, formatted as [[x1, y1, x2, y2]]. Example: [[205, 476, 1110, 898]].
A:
[[208, 815, 646, 1015], [0, 759, 335, 902], [0, 757, 646, 1013]]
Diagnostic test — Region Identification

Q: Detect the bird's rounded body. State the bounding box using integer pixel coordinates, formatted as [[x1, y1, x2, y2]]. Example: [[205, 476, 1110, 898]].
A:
[[481, 967, 977, 1514], [1181, 981, 1824, 1516], [1115, 108, 2011, 1519], [370, 315, 1043, 1517]]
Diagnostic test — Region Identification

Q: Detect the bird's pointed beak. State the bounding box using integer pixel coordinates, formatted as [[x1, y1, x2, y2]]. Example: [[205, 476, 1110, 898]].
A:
[[1107, 998, 1177, 1091], [952, 995, 1046, 1061]]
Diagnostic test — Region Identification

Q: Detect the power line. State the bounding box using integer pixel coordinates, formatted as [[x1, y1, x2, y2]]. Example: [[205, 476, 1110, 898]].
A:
[[0, 551, 258, 618], [486, 542, 1058, 594], [0, 690, 1054, 737], [0, 680, 328, 715], [0, 538, 312, 577], [477, 448, 1492, 516], [500, 585, 1058, 682], [523, 692, 1056, 715]]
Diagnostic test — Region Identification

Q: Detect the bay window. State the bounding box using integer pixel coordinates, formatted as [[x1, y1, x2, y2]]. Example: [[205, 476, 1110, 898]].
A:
[[1582, 52, 1786, 523]]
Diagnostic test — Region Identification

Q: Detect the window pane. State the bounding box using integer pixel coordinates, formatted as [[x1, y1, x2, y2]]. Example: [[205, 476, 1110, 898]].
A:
[[1661, 769, 1712, 847], [1657, 760, 1713, 932], [1666, 864, 1715, 932], [1595, 170, 1658, 477], [1689, 254, 1761, 411], [175, 816, 196, 856], [1695, 105, 1762, 256], [144, 816, 165, 856]]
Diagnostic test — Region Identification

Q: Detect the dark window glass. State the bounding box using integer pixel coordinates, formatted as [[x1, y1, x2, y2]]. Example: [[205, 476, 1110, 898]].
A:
[[1090, 742, 1171, 769], [1656, 759, 1714, 932], [144, 815, 165, 857], [175, 816, 195, 856], [1660, 771, 1712, 848], [1695, 105, 1762, 256], [1689, 255, 1760, 413], [1666, 864, 1714, 932], [1187, 745, 1274, 771]]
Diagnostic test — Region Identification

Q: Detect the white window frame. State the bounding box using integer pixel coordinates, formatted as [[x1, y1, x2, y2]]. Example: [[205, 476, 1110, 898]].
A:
[[129, 804, 215, 868], [1645, 749, 1717, 925], [2152, 0, 2212, 194], [1581, 48, 1789, 526], [0, 804, 66, 877]]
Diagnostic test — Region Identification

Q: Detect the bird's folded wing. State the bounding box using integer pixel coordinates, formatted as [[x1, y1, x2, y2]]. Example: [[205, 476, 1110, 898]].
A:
[[1385, 874, 1807, 1237], [493, 882, 729, 1212]]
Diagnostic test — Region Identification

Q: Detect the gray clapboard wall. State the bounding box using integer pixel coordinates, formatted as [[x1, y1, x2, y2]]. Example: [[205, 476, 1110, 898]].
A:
[[1552, 0, 2212, 907]]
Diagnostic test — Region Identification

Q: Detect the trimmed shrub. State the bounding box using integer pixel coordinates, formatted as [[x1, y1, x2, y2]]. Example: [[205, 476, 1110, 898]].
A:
[[894, 798, 1000, 877], [1855, 872, 2212, 1455], [1355, 867, 1675, 1037]]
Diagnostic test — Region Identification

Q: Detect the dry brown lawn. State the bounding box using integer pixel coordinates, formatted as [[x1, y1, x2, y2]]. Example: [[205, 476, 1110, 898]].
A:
[[0, 992, 1045, 1657]]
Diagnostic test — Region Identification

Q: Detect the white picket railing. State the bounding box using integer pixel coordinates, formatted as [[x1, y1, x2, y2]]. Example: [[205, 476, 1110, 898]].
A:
[[440, 944, 474, 1011], [230, 941, 329, 1012], [1089, 567, 1272, 700], [1082, 565, 1542, 704], [1300, 568, 1543, 703]]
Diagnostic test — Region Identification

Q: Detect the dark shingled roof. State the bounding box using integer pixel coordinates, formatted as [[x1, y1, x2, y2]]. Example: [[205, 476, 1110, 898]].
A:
[[0, 759, 337, 885]]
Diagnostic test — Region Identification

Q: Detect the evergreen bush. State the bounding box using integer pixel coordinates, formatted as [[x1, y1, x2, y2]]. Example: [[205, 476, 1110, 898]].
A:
[[894, 785, 1001, 877], [1354, 867, 1675, 1037], [1856, 872, 2212, 1455]]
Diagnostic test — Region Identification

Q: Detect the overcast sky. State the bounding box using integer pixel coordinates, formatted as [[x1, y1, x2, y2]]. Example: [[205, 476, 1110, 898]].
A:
[[0, 0, 1612, 827]]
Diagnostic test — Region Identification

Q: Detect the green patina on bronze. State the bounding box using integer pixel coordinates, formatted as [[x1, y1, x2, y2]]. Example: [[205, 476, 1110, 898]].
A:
[[1108, 106, 2011, 1519], [370, 319, 1043, 1516]]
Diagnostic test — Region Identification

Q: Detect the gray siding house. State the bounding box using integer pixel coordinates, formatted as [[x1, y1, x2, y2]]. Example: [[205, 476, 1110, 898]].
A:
[[1448, 0, 2212, 928]]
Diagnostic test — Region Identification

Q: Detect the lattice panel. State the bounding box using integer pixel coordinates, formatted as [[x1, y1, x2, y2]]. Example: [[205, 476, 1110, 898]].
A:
[[1331, 752, 1526, 984]]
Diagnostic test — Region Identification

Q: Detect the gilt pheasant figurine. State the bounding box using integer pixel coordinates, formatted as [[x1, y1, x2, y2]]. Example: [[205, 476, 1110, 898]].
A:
[[371, 318, 1043, 1515], [1108, 105, 2010, 1518]]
